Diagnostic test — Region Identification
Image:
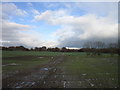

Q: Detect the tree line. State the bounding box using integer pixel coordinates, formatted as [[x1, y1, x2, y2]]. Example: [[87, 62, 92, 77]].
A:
[[83, 41, 119, 56], [0, 41, 119, 56]]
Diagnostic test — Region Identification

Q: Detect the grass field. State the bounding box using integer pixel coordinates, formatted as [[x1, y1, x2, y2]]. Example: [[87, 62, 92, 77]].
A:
[[2, 51, 119, 88], [2, 51, 62, 71], [2, 51, 62, 57], [58, 53, 118, 88]]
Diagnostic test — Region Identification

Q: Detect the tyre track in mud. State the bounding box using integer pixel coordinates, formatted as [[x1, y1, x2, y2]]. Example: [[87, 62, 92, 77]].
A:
[[3, 54, 65, 88]]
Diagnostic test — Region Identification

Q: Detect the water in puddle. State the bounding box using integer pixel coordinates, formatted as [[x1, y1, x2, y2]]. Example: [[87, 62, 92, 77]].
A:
[[38, 57, 44, 59], [15, 86, 22, 88], [41, 68, 49, 71]]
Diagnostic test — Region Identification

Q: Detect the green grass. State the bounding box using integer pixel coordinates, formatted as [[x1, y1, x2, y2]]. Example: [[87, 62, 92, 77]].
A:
[[2, 51, 62, 57], [2, 51, 60, 71], [58, 53, 118, 88], [2, 51, 118, 88], [63, 55, 118, 74], [2, 57, 51, 71], [3, 58, 50, 71]]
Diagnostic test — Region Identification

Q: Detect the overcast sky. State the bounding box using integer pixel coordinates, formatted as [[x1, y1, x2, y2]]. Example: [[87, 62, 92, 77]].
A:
[[1, 2, 118, 48]]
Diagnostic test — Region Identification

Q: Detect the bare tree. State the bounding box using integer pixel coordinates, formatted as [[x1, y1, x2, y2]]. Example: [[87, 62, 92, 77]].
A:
[[93, 41, 105, 55], [61, 47, 67, 52], [83, 41, 92, 55], [83, 41, 105, 56], [108, 42, 118, 56]]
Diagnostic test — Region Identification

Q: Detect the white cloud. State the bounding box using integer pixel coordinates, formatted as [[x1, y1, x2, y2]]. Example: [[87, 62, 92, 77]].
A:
[[1, 3, 58, 48], [1, 20, 57, 47], [34, 9, 118, 47], [34, 10, 52, 22], [2, 20, 30, 45], [32, 9, 40, 15], [2, 3, 28, 19], [1, 2, 118, 48], [34, 9, 69, 23], [2, 20, 37, 47]]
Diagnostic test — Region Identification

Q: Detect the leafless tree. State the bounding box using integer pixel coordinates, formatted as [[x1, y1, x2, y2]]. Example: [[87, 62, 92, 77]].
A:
[[83, 41, 105, 56], [108, 42, 118, 56], [83, 41, 92, 55]]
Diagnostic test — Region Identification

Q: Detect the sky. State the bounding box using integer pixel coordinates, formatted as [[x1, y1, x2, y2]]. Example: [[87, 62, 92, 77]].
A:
[[1, 2, 118, 48]]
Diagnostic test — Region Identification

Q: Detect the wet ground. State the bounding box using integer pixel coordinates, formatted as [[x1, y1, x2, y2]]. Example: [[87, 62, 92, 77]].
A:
[[2, 54, 118, 88], [2, 54, 68, 88]]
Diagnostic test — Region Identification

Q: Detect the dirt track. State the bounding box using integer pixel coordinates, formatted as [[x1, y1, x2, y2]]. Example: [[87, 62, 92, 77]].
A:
[[3, 54, 67, 88]]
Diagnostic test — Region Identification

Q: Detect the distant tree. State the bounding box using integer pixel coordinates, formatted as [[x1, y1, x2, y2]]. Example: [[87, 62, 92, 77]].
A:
[[34, 47, 39, 51], [54, 47, 60, 52], [0, 46, 2, 50], [41, 46, 47, 51], [78, 48, 84, 52], [1, 46, 8, 50], [61, 47, 67, 52], [83, 41, 105, 56], [108, 43, 118, 56], [16, 46, 27, 51], [30, 48, 34, 51], [8, 46, 16, 51], [93, 41, 105, 55], [47, 48, 52, 51], [83, 41, 92, 55]]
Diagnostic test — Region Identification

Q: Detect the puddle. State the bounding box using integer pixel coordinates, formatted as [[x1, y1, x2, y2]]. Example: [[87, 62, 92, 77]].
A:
[[86, 79, 95, 87], [63, 81, 66, 88], [31, 82, 35, 85], [15, 81, 36, 88], [90, 83, 94, 87], [15, 86, 22, 88], [51, 57, 53, 59], [43, 81, 46, 84], [82, 74, 87, 76], [63, 75, 65, 78], [38, 57, 44, 59], [21, 82, 25, 84], [41, 68, 49, 71], [2, 63, 22, 66], [53, 68, 57, 72]]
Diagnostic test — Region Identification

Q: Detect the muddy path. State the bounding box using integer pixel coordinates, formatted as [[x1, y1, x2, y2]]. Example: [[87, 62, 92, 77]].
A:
[[2, 54, 66, 88]]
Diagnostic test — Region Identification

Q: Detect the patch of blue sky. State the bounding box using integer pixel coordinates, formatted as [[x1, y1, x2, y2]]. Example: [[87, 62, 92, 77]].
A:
[[13, 2, 29, 11], [9, 14, 33, 25], [70, 8, 87, 17], [34, 22, 61, 41], [12, 19, 60, 41]]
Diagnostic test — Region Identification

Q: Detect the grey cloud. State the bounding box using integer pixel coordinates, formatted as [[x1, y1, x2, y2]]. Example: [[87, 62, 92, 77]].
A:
[[34, 9, 118, 48], [58, 35, 118, 48]]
